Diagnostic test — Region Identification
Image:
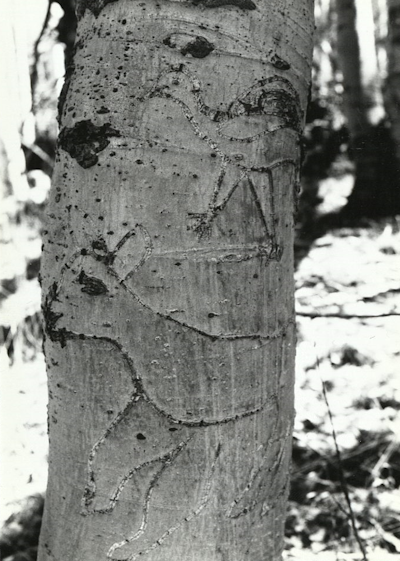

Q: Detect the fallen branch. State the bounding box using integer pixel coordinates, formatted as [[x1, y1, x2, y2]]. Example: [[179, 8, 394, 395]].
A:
[[296, 310, 400, 319]]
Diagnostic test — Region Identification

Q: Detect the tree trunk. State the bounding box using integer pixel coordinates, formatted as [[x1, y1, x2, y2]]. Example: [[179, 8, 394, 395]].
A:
[[336, 0, 400, 216], [38, 1, 314, 560], [386, 0, 400, 158], [337, 0, 384, 136]]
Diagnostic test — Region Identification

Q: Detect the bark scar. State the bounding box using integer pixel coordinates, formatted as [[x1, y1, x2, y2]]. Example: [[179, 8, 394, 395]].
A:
[[59, 120, 121, 169]]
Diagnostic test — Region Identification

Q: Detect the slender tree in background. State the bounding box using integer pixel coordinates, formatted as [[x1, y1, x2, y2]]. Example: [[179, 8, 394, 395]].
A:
[[0, 2, 34, 239], [336, 0, 400, 216], [386, 0, 400, 161], [38, 1, 314, 560], [337, 0, 384, 137]]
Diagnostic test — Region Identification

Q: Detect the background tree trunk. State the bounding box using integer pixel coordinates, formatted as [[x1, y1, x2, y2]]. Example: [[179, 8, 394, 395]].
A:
[[386, 0, 400, 160], [337, 0, 384, 137], [336, 0, 400, 216], [38, 1, 313, 560]]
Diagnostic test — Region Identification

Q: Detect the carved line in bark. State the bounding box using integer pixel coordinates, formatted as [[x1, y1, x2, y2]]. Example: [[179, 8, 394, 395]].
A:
[[121, 225, 153, 282], [108, 443, 222, 561], [82, 434, 193, 515], [106, 440, 190, 555], [227, 432, 287, 519]]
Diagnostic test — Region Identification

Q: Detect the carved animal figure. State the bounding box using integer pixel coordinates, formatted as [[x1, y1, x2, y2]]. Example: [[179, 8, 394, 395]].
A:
[[141, 64, 301, 245]]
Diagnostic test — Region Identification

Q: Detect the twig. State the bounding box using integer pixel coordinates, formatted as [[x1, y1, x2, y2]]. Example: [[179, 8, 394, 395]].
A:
[[22, 142, 54, 173], [315, 350, 369, 561], [371, 520, 400, 553], [369, 439, 399, 485]]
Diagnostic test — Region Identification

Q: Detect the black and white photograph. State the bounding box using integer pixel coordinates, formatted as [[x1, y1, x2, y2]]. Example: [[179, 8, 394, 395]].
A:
[[0, 1, 399, 560]]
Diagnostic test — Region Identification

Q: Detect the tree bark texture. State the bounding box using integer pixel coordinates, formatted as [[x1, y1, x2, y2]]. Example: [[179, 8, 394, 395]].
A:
[[38, 1, 313, 560]]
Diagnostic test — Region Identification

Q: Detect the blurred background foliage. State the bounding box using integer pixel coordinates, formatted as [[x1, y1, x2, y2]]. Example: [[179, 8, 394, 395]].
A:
[[0, 1, 399, 560]]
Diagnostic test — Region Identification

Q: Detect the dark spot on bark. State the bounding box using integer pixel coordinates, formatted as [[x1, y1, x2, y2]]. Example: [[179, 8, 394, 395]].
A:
[[192, 0, 256, 9], [180, 36, 215, 58], [234, 89, 301, 132], [59, 120, 120, 168], [163, 36, 174, 48], [263, 90, 301, 131], [76, 0, 119, 20], [136, 433, 146, 440], [42, 283, 67, 346], [43, 286, 60, 329], [271, 54, 291, 70], [78, 270, 109, 295], [91, 238, 114, 264], [169, 427, 178, 432], [97, 106, 110, 114]]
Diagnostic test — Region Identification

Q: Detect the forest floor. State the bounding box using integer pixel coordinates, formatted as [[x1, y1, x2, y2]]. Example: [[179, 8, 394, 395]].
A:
[[1, 174, 400, 561]]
